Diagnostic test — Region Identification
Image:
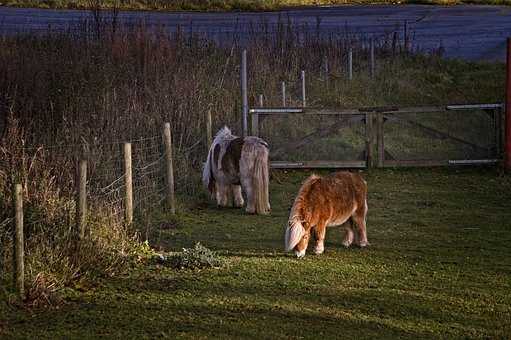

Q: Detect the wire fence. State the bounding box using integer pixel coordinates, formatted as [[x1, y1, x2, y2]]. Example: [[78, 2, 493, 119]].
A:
[[252, 41, 420, 109], [1, 128, 181, 240]]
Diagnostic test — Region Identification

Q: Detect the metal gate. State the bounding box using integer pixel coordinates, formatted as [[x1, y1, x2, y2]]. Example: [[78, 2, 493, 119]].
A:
[[249, 104, 504, 168]]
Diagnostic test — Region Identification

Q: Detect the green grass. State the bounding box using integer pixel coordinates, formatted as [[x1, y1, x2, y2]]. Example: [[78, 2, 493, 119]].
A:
[[2, 167, 511, 338], [1, 0, 510, 12]]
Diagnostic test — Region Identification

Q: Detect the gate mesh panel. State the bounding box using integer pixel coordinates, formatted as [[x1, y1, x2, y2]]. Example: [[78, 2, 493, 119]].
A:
[[383, 109, 499, 161], [258, 113, 367, 162]]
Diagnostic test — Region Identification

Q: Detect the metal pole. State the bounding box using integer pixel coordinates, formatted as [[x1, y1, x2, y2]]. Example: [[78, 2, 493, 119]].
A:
[[241, 49, 248, 137], [124, 143, 133, 225], [164, 123, 176, 214], [281, 81, 286, 107], [259, 94, 264, 107], [301, 70, 306, 107], [348, 48, 353, 81], [505, 37, 511, 171], [370, 39, 375, 78], [14, 183, 24, 299]]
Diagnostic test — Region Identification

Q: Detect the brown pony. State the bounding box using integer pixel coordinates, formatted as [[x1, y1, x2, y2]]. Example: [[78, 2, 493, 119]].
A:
[[284, 171, 369, 258]]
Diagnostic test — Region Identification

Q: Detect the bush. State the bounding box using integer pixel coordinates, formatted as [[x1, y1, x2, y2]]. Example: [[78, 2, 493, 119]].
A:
[[165, 243, 224, 270]]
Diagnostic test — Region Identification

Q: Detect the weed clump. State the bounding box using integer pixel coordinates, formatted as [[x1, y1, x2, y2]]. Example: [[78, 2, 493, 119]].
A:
[[165, 243, 224, 270]]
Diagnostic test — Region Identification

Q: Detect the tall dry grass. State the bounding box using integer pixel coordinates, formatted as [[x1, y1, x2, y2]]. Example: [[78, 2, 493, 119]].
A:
[[0, 117, 148, 306]]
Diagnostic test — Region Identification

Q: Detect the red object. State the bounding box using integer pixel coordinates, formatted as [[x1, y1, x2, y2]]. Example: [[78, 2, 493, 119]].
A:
[[506, 37, 511, 171]]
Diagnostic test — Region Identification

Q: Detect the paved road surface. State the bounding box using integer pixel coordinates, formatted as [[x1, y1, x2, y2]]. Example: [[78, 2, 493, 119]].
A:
[[0, 5, 510, 61]]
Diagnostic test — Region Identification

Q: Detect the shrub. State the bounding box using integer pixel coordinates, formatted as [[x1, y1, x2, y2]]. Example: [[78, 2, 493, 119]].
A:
[[166, 243, 224, 270]]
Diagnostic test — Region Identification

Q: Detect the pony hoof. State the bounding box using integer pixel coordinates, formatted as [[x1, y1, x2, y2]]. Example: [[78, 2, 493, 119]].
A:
[[341, 241, 352, 248], [295, 249, 306, 258], [358, 241, 370, 248], [313, 245, 324, 255]]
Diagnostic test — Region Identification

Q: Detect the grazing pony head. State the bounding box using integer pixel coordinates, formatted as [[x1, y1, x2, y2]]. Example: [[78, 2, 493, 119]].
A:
[[284, 216, 309, 257], [284, 174, 321, 257]]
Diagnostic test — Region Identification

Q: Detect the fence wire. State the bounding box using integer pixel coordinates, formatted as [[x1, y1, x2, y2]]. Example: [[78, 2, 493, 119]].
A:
[[0, 132, 180, 246]]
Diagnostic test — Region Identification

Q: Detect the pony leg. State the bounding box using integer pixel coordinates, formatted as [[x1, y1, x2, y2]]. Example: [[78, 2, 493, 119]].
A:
[[215, 182, 223, 206], [232, 185, 244, 208], [241, 177, 256, 214], [216, 184, 232, 207], [342, 220, 355, 248], [313, 223, 327, 255], [352, 199, 369, 247]]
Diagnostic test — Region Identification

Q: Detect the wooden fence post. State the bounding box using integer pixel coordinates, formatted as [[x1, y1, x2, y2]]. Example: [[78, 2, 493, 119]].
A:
[[76, 159, 87, 239], [404, 20, 409, 53], [252, 112, 259, 137], [14, 183, 24, 299], [370, 39, 375, 78], [366, 113, 374, 168], [392, 31, 398, 55], [377, 113, 385, 167], [163, 123, 176, 214], [281, 81, 286, 107], [301, 70, 306, 107], [206, 109, 213, 147], [496, 107, 503, 160], [323, 55, 329, 88], [348, 48, 353, 81], [124, 143, 133, 225]]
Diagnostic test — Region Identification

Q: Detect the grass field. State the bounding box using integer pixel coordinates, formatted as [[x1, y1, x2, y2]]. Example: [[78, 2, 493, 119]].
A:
[[1, 0, 511, 11], [2, 167, 510, 339]]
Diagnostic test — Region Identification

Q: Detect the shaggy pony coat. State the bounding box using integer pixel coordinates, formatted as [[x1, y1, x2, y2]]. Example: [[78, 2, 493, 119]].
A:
[[203, 126, 270, 215], [285, 171, 369, 258]]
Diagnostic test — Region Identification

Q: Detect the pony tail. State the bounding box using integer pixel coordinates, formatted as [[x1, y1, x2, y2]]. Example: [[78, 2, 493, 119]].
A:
[[252, 144, 270, 215], [202, 145, 214, 194]]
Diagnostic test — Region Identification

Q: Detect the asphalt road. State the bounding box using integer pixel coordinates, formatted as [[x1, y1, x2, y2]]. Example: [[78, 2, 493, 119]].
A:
[[0, 5, 510, 61]]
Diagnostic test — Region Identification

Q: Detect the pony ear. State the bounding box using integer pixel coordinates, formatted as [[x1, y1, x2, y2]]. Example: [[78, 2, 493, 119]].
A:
[[285, 221, 305, 252]]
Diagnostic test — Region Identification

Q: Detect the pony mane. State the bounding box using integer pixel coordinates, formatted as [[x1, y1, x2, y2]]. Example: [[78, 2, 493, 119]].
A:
[[213, 126, 234, 143], [292, 174, 322, 220]]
